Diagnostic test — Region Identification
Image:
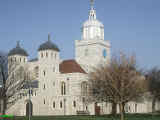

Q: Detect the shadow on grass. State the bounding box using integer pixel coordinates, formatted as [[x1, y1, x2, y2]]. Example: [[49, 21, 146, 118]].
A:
[[13, 114, 160, 120]]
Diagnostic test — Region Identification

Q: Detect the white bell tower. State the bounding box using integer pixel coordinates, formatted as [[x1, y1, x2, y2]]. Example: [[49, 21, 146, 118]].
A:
[[75, 0, 111, 72]]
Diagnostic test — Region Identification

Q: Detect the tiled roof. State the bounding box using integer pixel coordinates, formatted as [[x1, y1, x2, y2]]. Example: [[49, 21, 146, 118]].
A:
[[60, 60, 86, 74]]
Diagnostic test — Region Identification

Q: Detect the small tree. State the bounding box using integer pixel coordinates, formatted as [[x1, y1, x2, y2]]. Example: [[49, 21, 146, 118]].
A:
[[146, 67, 160, 113], [88, 53, 146, 120], [0, 52, 34, 114]]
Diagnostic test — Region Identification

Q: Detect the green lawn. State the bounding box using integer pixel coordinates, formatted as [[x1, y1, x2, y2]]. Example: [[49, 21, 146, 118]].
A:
[[9, 114, 160, 120]]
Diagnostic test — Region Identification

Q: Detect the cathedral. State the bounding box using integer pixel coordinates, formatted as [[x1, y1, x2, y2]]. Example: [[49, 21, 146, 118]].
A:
[[5, 0, 160, 116], [6, 0, 111, 116]]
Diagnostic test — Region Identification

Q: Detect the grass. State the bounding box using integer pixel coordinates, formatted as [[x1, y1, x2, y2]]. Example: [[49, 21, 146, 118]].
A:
[[4, 114, 160, 120]]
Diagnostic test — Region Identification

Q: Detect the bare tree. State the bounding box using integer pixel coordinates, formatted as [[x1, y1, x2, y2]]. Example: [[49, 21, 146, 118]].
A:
[[146, 67, 160, 113], [0, 52, 35, 114], [88, 53, 146, 120]]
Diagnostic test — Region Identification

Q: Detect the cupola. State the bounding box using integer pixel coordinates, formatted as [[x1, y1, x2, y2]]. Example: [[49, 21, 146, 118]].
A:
[[38, 34, 60, 52], [8, 41, 28, 57]]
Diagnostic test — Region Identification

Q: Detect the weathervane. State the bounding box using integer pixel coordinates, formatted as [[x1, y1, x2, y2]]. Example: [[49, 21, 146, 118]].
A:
[[16, 40, 20, 48], [90, 0, 94, 9], [48, 33, 51, 41]]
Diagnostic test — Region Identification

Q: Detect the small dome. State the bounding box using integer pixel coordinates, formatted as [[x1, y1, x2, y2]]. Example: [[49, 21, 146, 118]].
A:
[[83, 19, 104, 28], [38, 34, 60, 52], [8, 42, 28, 57]]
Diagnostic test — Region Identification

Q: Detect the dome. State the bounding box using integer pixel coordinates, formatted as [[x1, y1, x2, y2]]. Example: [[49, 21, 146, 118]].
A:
[[8, 42, 28, 57], [83, 19, 104, 28], [38, 35, 60, 52]]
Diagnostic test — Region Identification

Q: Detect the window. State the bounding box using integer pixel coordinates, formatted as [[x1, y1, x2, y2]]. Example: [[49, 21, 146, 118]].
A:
[[55, 53, 57, 59], [34, 66, 39, 78], [60, 101, 62, 108], [35, 92, 37, 96], [61, 82, 66, 95], [44, 99, 45, 104], [81, 82, 88, 96], [85, 49, 88, 56], [43, 70, 46, 76], [20, 58, 21, 62], [15, 57, 16, 62], [103, 49, 107, 58], [135, 104, 137, 113], [53, 101, 55, 108], [46, 52, 48, 57], [51, 52, 53, 58], [53, 82, 55, 86], [10, 58, 13, 63], [53, 67, 55, 72], [24, 58, 25, 62], [73, 101, 76, 108], [43, 84, 46, 90], [41, 53, 43, 58]]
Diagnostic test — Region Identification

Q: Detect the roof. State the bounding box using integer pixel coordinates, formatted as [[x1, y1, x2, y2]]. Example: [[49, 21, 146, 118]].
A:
[[29, 58, 38, 62], [8, 42, 28, 57], [59, 60, 86, 74], [38, 34, 60, 52]]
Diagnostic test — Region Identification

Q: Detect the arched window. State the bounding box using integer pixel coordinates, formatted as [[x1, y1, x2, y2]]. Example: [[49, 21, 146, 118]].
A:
[[44, 99, 45, 104], [55, 53, 57, 59], [53, 101, 55, 108], [53, 67, 55, 72], [85, 49, 88, 56], [51, 52, 53, 58], [20, 58, 21, 62], [81, 82, 88, 96], [53, 82, 55, 86], [60, 101, 62, 108], [43, 84, 46, 90], [41, 53, 43, 58], [73, 101, 76, 108], [61, 82, 66, 95], [103, 49, 107, 58], [135, 104, 137, 113], [34, 66, 39, 78], [43, 70, 46, 76]]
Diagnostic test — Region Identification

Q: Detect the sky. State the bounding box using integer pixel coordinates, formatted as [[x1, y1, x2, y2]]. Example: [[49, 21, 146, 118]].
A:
[[0, 0, 160, 70]]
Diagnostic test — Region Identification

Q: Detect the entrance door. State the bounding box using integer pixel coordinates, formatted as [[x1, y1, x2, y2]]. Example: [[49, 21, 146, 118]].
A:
[[95, 103, 100, 115], [26, 100, 33, 116]]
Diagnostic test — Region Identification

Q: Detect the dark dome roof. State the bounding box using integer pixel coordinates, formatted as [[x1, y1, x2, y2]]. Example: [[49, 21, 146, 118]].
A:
[[8, 42, 28, 57], [38, 34, 60, 52]]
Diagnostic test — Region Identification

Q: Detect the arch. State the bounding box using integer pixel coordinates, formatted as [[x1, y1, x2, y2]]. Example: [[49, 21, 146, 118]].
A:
[[26, 100, 33, 116]]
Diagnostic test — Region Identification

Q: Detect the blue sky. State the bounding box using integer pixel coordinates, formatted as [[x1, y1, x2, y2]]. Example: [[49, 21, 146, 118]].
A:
[[0, 0, 160, 70]]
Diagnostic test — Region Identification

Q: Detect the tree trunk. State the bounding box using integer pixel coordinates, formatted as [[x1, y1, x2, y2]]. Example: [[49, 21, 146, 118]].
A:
[[111, 102, 117, 115], [2, 97, 6, 115], [152, 97, 156, 113], [119, 103, 125, 120]]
